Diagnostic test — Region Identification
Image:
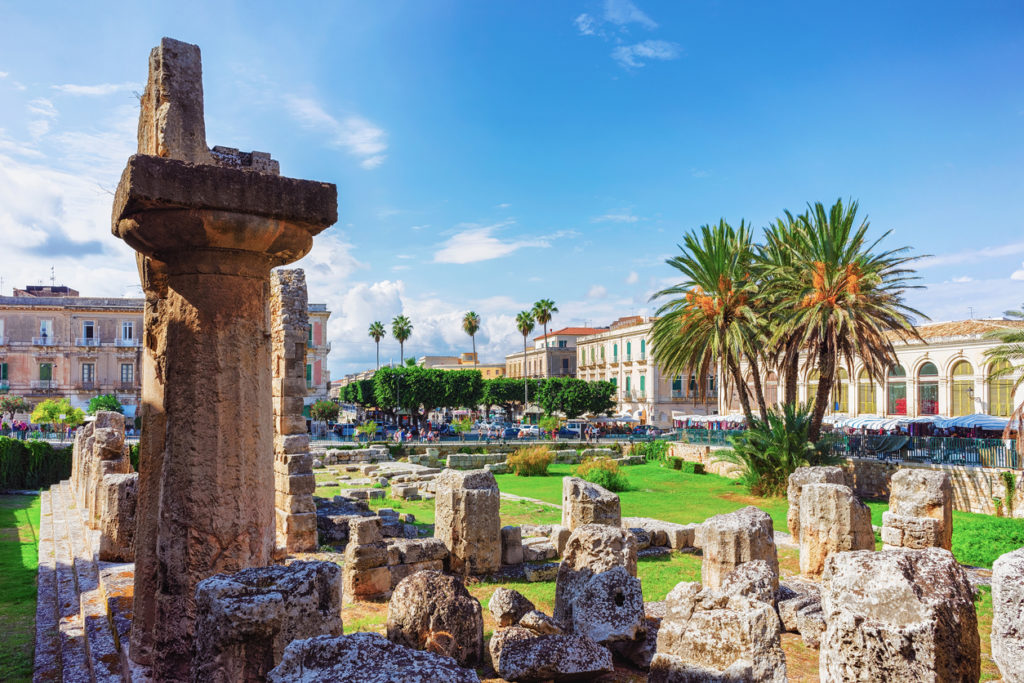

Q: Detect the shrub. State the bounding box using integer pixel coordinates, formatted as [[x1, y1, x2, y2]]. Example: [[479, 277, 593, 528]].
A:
[[0, 437, 73, 490], [575, 457, 630, 492], [632, 440, 670, 462], [718, 403, 833, 497], [677, 461, 704, 474], [129, 443, 140, 471], [508, 446, 553, 477]]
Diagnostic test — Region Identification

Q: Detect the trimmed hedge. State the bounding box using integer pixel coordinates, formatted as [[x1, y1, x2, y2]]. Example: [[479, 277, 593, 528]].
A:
[[0, 437, 73, 490], [670, 459, 705, 474]]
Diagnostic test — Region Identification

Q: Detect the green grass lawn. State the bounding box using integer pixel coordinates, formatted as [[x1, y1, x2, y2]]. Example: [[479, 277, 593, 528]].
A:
[[0, 494, 40, 683]]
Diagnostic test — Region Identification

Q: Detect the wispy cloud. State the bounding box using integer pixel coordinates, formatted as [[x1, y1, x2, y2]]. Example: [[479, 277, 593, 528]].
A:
[[626, 271, 639, 284], [433, 222, 551, 264], [285, 95, 388, 169], [52, 82, 137, 96], [917, 241, 1024, 268], [588, 284, 608, 299], [575, 13, 599, 36], [28, 98, 57, 118], [604, 0, 657, 29], [0, 71, 8, 79], [593, 212, 638, 223], [612, 40, 680, 68]]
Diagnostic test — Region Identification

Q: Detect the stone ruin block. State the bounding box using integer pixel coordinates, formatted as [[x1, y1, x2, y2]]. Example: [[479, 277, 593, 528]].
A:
[[695, 506, 779, 591], [561, 476, 621, 531], [798, 483, 874, 578], [777, 578, 826, 649], [268, 632, 480, 683], [881, 468, 953, 551], [787, 465, 846, 543], [343, 517, 449, 600], [554, 524, 639, 627], [492, 633, 613, 682], [621, 516, 696, 549], [490, 587, 535, 627], [819, 548, 979, 682], [386, 570, 484, 668], [434, 469, 501, 575], [97, 472, 138, 562], [71, 411, 132, 530], [649, 561, 787, 682], [992, 547, 1024, 683], [192, 561, 343, 682], [501, 525, 524, 565]]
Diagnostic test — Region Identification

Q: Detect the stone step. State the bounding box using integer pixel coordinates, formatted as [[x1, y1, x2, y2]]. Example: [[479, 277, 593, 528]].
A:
[[58, 481, 123, 683], [50, 482, 93, 683], [34, 489, 62, 682]]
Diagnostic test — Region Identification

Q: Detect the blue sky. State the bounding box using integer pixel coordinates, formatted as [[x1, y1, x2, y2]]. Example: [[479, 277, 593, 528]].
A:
[[1, 0, 1023, 377]]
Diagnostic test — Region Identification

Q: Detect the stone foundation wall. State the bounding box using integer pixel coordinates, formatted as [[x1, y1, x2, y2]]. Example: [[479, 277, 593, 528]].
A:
[[842, 457, 1024, 517], [666, 442, 741, 478], [271, 269, 317, 554], [446, 453, 509, 469]]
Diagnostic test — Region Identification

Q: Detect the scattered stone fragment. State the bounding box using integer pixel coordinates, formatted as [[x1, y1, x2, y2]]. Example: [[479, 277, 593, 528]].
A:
[[386, 570, 484, 668], [519, 610, 565, 636], [719, 559, 776, 605], [268, 632, 480, 683], [489, 587, 535, 628], [435, 469, 502, 575], [495, 634, 614, 682], [554, 524, 638, 625], [501, 525, 524, 565], [570, 566, 645, 646], [524, 563, 559, 583]]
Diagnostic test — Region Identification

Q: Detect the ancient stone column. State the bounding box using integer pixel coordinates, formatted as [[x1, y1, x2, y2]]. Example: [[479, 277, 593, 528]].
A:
[[271, 269, 317, 556], [694, 506, 779, 591], [786, 465, 846, 543], [112, 38, 336, 680], [798, 483, 874, 578], [434, 469, 501, 575], [881, 468, 953, 550]]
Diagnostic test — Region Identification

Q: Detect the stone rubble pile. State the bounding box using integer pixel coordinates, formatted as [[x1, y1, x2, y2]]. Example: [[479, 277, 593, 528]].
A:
[[342, 517, 448, 600]]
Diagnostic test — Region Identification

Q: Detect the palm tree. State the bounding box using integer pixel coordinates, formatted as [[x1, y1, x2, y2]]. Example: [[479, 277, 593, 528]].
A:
[[758, 212, 805, 406], [391, 315, 413, 365], [649, 219, 766, 426], [531, 298, 558, 378], [984, 305, 1024, 456], [462, 311, 481, 368], [368, 321, 386, 370], [770, 199, 924, 440], [516, 310, 536, 409]]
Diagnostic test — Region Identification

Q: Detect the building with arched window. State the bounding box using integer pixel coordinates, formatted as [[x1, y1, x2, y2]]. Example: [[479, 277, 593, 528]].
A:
[[721, 319, 1024, 419]]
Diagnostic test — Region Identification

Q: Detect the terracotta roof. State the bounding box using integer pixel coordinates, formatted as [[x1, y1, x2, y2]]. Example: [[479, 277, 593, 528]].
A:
[[533, 326, 607, 341], [889, 319, 1024, 343]]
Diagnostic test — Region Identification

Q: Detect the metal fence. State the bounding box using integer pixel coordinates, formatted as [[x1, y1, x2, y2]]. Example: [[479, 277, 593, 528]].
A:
[[671, 427, 1020, 470]]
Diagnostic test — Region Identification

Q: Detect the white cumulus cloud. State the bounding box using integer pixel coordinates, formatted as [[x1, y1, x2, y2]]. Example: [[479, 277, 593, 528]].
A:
[[433, 223, 551, 264]]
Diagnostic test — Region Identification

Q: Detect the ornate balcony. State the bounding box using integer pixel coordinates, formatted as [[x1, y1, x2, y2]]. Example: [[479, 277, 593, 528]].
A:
[[76, 337, 101, 347], [116, 338, 139, 347], [31, 379, 58, 390], [33, 336, 57, 346]]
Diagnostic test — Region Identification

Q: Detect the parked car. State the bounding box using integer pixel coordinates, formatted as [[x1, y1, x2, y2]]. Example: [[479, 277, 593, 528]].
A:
[[518, 424, 540, 438], [502, 427, 520, 440], [562, 421, 584, 438], [557, 427, 577, 439]]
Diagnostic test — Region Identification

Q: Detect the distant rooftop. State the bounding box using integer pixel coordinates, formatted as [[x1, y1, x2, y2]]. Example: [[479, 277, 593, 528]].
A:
[[889, 318, 1024, 343], [533, 326, 608, 341]]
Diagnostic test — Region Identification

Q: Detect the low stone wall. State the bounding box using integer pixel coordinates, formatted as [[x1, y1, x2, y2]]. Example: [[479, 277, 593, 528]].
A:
[[842, 457, 1024, 518], [666, 443, 741, 478], [313, 447, 391, 466], [446, 453, 509, 470]]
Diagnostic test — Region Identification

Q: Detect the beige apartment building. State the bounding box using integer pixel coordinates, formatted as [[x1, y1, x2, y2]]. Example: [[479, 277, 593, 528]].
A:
[[723, 319, 1024, 419], [0, 284, 332, 418], [505, 327, 606, 379], [0, 285, 144, 416], [577, 316, 718, 427]]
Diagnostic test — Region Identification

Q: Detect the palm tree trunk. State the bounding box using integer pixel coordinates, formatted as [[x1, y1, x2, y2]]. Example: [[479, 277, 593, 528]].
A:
[[726, 353, 756, 426], [543, 324, 549, 378], [746, 352, 770, 422], [522, 336, 529, 412], [808, 342, 836, 442], [472, 334, 477, 368], [784, 351, 799, 406], [376, 341, 380, 370]]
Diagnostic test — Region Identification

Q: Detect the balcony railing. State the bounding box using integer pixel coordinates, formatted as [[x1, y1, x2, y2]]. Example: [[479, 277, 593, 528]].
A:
[[33, 337, 56, 346], [76, 337, 101, 347], [0, 336, 7, 346], [77, 380, 97, 391], [114, 382, 137, 392], [638, 353, 647, 362], [31, 379, 57, 389], [623, 354, 633, 363], [0, 381, 9, 392], [116, 338, 139, 347]]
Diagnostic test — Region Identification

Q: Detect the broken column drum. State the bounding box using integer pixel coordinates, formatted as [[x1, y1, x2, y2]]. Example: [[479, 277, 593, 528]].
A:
[[112, 38, 336, 680]]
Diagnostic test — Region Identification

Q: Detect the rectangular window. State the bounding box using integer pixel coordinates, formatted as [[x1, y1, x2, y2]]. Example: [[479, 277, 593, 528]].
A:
[[888, 382, 907, 415], [307, 325, 313, 347], [639, 375, 646, 394], [858, 382, 876, 414], [39, 363, 53, 381], [82, 363, 95, 384], [0, 319, 5, 340], [951, 381, 973, 417], [306, 363, 313, 388], [0, 362, 7, 381], [40, 320, 53, 339], [122, 321, 134, 340], [562, 358, 569, 371], [83, 320, 94, 339], [120, 363, 134, 385]]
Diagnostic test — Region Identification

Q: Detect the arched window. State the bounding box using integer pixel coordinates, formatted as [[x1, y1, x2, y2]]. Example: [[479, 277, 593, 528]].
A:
[[765, 372, 778, 406], [640, 339, 646, 359], [625, 376, 631, 394], [834, 368, 849, 413], [639, 374, 646, 396], [918, 362, 939, 415], [626, 341, 632, 359], [951, 360, 974, 417], [857, 369, 877, 414], [989, 360, 1014, 417], [888, 365, 907, 415]]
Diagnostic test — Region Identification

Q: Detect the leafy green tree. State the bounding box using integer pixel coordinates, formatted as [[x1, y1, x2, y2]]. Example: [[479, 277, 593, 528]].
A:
[[443, 369, 483, 411], [531, 298, 558, 378], [984, 304, 1024, 454], [769, 199, 923, 440], [650, 219, 766, 426], [310, 399, 339, 423], [586, 381, 617, 417], [391, 315, 413, 364], [30, 398, 84, 437], [349, 379, 376, 407], [452, 416, 473, 440], [462, 311, 481, 368], [87, 394, 123, 415], [538, 415, 560, 436], [368, 321, 387, 370], [516, 311, 536, 409], [356, 420, 377, 442], [0, 395, 32, 424]]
